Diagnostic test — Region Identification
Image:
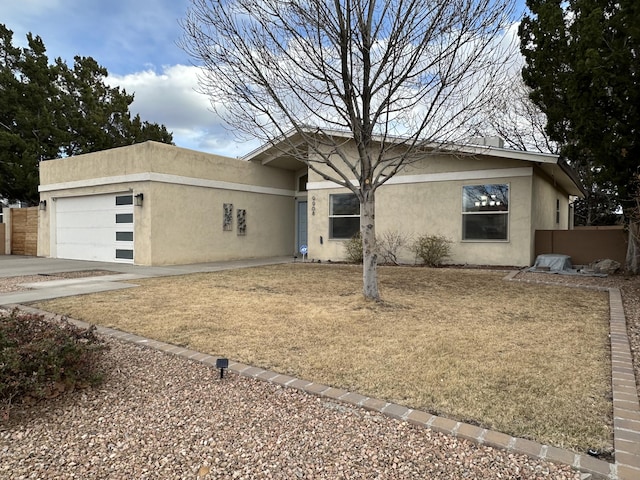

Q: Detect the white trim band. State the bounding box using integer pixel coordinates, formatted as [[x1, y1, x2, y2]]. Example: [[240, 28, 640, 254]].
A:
[[39, 172, 295, 197], [307, 167, 533, 190]]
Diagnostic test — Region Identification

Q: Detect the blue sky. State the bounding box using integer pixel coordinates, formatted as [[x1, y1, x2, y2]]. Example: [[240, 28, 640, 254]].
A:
[[1, 1, 527, 159], [1, 0, 259, 157]]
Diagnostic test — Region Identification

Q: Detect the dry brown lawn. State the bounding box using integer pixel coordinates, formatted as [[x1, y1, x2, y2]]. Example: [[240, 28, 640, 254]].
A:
[[35, 264, 612, 454]]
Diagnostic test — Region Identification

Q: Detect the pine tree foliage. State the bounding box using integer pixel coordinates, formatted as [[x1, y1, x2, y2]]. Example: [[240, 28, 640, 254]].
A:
[[0, 25, 173, 204], [520, 0, 639, 270]]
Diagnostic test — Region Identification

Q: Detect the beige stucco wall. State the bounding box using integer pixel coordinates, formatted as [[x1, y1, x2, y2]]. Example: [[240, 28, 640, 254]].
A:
[[307, 173, 534, 266], [304, 145, 579, 267], [531, 170, 570, 231], [308, 145, 537, 180], [143, 182, 294, 265], [38, 142, 297, 264], [40, 141, 293, 191], [37, 139, 577, 267]]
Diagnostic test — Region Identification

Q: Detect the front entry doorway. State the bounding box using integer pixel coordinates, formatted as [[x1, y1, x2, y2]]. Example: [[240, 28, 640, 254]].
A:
[[297, 201, 308, 254]]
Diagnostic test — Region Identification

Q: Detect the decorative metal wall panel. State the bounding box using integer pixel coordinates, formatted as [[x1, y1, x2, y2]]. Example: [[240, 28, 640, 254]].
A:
[[237, 209, 246, 235], [223, 203, 233, 231]]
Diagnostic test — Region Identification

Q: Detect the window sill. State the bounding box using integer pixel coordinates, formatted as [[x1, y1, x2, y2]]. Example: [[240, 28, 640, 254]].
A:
[[461, 239, 510, 243]]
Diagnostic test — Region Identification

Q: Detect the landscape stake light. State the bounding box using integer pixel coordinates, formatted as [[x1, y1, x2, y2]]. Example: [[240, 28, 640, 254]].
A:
[[216, 358, 229, 379]]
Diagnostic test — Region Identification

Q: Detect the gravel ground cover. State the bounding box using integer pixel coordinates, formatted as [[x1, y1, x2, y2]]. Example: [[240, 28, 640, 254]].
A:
[[1, 268, 637, 479], [0, 334, 582, 480]]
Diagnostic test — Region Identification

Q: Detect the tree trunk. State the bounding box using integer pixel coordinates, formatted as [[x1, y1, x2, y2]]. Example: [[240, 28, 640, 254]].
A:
[[361, 192, 379, 301], [626, 220, 640, 274]]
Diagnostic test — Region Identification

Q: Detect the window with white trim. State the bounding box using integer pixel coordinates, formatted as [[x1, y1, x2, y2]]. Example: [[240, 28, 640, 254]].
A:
[[462, 184, 509, 240], [329, 193, 360, 239]]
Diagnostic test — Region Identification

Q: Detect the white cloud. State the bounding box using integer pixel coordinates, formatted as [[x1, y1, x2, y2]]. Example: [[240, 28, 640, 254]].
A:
[[107, 65, 258, 157], [0, 0, 64, 21]]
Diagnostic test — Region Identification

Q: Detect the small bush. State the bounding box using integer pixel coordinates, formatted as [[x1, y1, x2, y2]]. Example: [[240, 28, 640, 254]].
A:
[[378, 230, 411, 265], [0, 309, 107, 413], [343, 232, 364, 263], [411, 234, 452, 267]]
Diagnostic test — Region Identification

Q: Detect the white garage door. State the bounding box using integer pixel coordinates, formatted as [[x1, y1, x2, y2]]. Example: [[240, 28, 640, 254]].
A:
[[56, 193, 134, 263]]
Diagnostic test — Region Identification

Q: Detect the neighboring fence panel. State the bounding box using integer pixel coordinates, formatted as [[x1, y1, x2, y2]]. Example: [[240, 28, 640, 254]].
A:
[[0, 223, 5, 255], [10, 207, 38, 256], [535, 227, 628, 265]]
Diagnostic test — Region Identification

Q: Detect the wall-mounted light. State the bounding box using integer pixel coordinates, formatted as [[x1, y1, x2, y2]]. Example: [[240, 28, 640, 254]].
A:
[[39, 200, 47, 211], [134, 193, 144, 207]]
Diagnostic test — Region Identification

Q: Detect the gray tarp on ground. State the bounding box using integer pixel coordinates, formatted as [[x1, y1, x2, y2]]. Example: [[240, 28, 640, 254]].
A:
[[531, 254, 572, 271], [527, 253, 608, 277]]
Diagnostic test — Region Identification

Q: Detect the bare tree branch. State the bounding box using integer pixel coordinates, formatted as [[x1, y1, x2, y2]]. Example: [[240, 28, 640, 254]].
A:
[[180, 0, 517, 299]]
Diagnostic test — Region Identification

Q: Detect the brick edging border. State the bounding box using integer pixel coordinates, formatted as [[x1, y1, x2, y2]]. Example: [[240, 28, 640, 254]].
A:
[[505, 271, 640, 480], [7, 280, 636, 480]]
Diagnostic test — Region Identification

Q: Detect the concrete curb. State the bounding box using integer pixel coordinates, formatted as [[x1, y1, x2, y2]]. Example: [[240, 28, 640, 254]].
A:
[[10, 297, 626, 480]]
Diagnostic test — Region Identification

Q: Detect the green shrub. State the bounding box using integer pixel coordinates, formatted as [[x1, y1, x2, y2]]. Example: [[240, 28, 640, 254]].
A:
[[343, 232, 363, 263], [0, 309, 107, 412], [411, 234, 452, 267]]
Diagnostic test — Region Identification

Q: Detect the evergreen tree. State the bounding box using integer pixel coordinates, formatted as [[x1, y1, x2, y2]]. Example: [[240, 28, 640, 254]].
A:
[[0, 28, 62, 204], [0, 25, 173, 204], [520, 0, 639, 270]]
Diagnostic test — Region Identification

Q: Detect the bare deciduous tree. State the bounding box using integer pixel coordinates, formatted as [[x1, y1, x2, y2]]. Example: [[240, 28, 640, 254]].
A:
[[479, 74, 623, 228], [181, 0, 516, 300], [482, 73, 559, 154]]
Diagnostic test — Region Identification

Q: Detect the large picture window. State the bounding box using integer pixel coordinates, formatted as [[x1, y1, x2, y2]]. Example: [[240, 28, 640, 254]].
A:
[[329, 193, 360, 239], [462, 184, 509, 240]]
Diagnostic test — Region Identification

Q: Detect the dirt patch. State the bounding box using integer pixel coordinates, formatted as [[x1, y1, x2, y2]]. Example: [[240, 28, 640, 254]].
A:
[[42, 270, 116, 279], [0, 270, 117, 293]]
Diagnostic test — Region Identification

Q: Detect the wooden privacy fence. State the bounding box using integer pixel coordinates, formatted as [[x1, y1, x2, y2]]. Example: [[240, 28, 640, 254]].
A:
[[0, 223, 5, 255], [10, 207, 38, 256], [535, 226, 627, 266]]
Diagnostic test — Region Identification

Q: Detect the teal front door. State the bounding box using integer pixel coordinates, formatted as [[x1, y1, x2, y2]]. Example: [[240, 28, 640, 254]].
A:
[[297, 201, 308, 253]]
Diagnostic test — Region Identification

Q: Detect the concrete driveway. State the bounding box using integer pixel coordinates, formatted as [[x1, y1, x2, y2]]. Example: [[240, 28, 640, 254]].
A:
[[0, 255, 293, 305]]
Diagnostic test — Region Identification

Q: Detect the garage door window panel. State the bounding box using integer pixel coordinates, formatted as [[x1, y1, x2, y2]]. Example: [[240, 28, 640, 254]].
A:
[[116, 213, 133, 224], [115, 249, 134, 260], [115, 195, 133, 206], [116, 231, 133, 241]]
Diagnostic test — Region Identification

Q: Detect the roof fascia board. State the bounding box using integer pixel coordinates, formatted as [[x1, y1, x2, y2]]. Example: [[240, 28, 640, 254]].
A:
[[244, 128, 559, 165]]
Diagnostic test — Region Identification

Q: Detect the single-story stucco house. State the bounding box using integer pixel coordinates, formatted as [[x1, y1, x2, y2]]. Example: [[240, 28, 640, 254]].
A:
[[37, 134, 583, 267]]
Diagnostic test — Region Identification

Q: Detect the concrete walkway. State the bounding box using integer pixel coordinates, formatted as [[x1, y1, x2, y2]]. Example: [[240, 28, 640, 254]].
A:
[[2, 256, 638, 479], [0, 255, 293, 304]]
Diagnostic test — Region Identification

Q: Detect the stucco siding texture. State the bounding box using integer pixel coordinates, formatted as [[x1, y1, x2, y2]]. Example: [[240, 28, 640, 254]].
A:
[[40, 142, 295, 191], [531, 171, 570, 231], [307, 174, 533, 267], [308, 150, 535, 181], [38, 142, 297, 264], [144, 182, 294, 265]]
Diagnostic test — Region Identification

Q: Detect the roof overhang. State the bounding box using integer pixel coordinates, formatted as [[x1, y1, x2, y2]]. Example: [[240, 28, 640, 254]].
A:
[[243, 131, 308, 171], [243, 129, 584, 196]]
